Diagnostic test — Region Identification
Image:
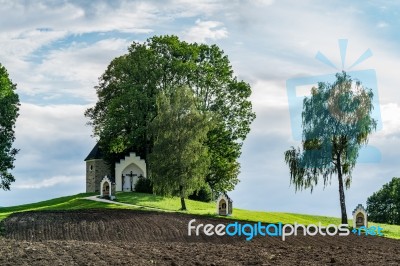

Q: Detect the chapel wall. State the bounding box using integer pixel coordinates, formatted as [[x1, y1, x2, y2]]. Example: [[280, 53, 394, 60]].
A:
[[86, 159, 111, 193]]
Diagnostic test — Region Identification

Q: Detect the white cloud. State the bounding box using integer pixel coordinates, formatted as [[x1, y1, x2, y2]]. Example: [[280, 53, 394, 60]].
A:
[[14, 175, 83, 189], [166, 0, 225, 17], [377, 22, 389, 28], [0, 1, 158, 34], [15, 102, 92, 140], [0, 29, 68, 79], [183, 20, 228, 43], [10, 38, 130, 101], [374, 103, 400, 139], [32, 38, 130, 99], [13, 102, 95, 179], [253, 0, 275, 6], [0, 1, 158, 86]]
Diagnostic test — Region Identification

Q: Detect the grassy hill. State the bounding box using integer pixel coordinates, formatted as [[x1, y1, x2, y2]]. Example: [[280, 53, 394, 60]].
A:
[[0, 193, 138, 221], [1, 191, 399, 239]]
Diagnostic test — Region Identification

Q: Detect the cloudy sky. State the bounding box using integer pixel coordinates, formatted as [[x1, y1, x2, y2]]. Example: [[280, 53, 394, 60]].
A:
[[0, 0, 399, 218]]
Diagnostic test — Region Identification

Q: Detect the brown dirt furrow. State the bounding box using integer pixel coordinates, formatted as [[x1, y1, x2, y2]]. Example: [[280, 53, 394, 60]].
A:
[[1, 209, 400, 265]]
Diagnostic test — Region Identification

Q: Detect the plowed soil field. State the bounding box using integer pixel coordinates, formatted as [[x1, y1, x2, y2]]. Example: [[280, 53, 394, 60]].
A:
[[1, 209, 400, 265]]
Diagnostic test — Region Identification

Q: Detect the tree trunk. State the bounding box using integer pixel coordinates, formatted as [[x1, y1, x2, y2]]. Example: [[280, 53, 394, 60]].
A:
[[179, 185, 187, 211], [144, 118, 151, 179], [337, 159, 348, 224], [145, 137, 150, 177]]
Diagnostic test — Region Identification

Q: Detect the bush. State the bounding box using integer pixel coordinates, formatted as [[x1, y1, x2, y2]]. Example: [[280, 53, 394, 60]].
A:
[[134, 177, 153, 194], [189, 184, 212, 202]]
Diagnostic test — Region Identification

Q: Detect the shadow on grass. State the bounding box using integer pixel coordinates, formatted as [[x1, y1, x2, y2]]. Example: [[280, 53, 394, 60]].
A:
[[115, 192, 164, 203]]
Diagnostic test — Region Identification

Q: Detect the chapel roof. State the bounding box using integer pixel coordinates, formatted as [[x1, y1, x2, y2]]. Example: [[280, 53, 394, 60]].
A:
[[101, 175, 116, 183], [84, 143, 104, 161], [352, 204, 366, 215], [218, 192, 233, 202]]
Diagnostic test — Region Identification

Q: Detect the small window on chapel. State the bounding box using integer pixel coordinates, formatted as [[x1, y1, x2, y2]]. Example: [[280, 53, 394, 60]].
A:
[[89, 165, 93, 171]]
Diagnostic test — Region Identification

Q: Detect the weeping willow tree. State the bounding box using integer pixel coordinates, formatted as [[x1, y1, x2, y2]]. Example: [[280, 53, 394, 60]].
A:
[[284, 72, 377, 224]]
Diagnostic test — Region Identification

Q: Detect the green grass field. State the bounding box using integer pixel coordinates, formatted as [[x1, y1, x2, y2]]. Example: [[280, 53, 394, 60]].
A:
[[0, 192, 138, 221], [1, 191, 399, 239], [115, 192, 344, 225]]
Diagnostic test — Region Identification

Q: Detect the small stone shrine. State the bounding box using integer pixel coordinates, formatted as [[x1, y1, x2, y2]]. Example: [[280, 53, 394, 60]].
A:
[[100, 176, 116, 200], [352, 204, 368, 228], [216, 193, 233, 216]]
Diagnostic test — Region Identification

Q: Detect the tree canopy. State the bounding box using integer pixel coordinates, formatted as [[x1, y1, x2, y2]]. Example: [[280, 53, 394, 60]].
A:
[[367, 177, 400, 225], [284, 72, 377, 224], [0, 63, 20, 190], [149, 86, 210, 210], [85, 35, 255, 193]]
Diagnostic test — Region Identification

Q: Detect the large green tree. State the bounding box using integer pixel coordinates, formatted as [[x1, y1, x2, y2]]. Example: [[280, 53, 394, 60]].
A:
[[367, 177, 400, 225], [284, 72, 377, 224], [85, 35, 255, 193], [149, 87, 210, 210], [85, 42, 159, 176], [0, 63, 20, 190], [149, 37, 255, 193]]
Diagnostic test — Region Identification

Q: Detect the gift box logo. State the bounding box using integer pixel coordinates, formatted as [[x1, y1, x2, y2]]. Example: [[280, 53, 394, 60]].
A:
[[286, 39, 382, 163]]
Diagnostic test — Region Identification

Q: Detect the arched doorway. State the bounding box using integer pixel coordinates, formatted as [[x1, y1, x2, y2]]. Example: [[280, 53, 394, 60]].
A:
[[356, 213, 365, 227], [115, 152, 147, 191], [219, 199, 227, 215], [121, 165, 144, 191], [103, 183, 110, 196]]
